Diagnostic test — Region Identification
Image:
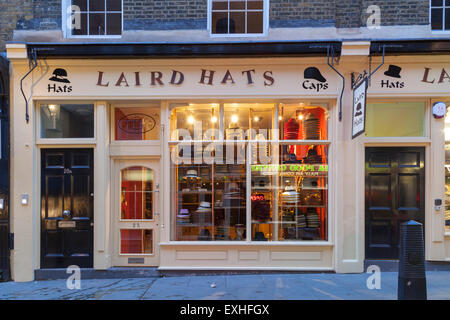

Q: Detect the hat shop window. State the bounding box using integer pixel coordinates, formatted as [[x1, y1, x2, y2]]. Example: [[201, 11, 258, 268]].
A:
[[169, 103, 329, 242]]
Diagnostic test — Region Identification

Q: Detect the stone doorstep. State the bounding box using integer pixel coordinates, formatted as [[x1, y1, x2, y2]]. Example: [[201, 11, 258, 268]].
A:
[[34, 268, 334, 281], [34, 267, 160, 280], [364, 260, 450, 272]]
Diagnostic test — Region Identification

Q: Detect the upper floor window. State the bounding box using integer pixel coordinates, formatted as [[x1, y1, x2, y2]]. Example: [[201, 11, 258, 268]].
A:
[[431, 0, 450, 31], [210, 0, 268, 36], [65, 0, 122, 37]]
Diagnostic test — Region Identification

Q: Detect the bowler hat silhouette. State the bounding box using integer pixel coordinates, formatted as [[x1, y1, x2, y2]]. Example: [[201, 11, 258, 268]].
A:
[[304, 67, 327, 83], [49, 68, 70, 83], [384, 65, 402, 79]]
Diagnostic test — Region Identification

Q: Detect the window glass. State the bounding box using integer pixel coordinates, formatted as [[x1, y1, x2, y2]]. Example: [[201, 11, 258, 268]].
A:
[[251, 145, 328, 241], [445, 107, 450, 229], [170, 102, 329, 242], [40, 104, 94, 138], [431, 0, 450, 31], [171, 143, 247, 241], [211, 0, 265, 34], [279, 104, 328, 140], [121, 166, 153, 220], [115, 106, 160, 140], [120, 229, 153, 254], [365, 102, 425, 137], [171, 104, 219, 141], [69, 0, 122, 36]]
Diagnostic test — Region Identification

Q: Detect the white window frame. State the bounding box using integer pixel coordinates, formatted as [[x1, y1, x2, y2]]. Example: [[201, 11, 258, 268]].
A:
[[207, 0, 269, 37], [62, 0, 123, 39], [430, 0, 450, 33]]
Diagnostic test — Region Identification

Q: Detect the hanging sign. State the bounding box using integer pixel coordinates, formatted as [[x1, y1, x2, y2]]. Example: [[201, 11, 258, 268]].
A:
[[352, 77, 368, 139], [432, 102, 446, 119]]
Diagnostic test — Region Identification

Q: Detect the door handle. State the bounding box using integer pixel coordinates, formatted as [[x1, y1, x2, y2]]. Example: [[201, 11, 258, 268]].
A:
[[62, 210, 72, 219]]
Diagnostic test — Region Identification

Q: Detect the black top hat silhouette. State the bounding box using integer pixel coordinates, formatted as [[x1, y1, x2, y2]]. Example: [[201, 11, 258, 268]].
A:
[[384, 65, 402, 79], [304, 67, 327, 83], [355, 102, 363, 117], [49, 68, 70, 83]]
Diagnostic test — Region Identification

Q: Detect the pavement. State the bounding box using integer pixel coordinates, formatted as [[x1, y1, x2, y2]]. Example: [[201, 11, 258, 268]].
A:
[[0, 271, 449, 300]]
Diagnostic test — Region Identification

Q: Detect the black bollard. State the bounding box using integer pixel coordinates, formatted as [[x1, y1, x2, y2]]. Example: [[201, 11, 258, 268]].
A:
[[398, 220, 427, 300]]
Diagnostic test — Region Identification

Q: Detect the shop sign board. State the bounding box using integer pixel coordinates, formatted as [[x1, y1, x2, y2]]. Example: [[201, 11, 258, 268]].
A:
[[32, 64, 339, 97], [352, 77, 367, 139]]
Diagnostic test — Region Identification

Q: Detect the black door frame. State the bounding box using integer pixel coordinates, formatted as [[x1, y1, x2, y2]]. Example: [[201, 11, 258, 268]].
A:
[[0, 55, 10, 281], [40, 148, 94, 269], [365, 146, 426, 260]]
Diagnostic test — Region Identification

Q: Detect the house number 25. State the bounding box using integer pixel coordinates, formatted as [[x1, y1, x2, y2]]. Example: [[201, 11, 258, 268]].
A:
[[132, 222, 140, 228]]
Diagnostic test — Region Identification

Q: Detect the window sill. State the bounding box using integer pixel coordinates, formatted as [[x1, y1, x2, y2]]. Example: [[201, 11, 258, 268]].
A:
[[160, 241, 333, 246], [36, 138, 97, 145]]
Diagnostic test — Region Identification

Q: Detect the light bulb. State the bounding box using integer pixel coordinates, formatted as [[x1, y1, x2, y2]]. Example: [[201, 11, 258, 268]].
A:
[[187, 115, 195, 124], [254, 116, 259, 122], [211, 116, 217, 123], [298, 114, 304, 121], [231, 114, 238, 123]]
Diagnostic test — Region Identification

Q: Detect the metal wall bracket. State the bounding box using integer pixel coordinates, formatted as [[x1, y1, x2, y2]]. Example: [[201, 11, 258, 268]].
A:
[[327, 45, 345, 122]]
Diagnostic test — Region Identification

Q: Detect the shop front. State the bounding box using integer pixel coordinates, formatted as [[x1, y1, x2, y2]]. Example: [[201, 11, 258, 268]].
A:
[[6, 41, 450, 281]]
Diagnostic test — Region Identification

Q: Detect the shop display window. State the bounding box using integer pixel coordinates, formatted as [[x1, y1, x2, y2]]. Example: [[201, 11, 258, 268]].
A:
[[279, 104, 328, 141], [445, 107, 450, 229], [40, 103, 94, 138], [114, 106, 160, 140], [365, 102, 426, 137], [120, 166, 153, 220], [170, 102, 329, 242], [251, 145, 328, 241], [171, 143, 247, 241], [171, 104, 220, 140]]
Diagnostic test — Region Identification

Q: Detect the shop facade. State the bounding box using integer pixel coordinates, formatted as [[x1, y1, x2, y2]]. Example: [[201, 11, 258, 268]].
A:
[[5, 41, 450, 281]]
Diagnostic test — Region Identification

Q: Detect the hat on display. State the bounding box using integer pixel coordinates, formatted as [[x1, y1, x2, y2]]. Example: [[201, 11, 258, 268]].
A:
[[304, 67, 327, 83], [384, 65, 402, 79], [254, 231, 268, 241], [184, 169, 198, 179], [198, 229, 212, 241]]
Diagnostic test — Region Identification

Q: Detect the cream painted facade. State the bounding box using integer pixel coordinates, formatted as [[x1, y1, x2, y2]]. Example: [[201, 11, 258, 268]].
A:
[[5, 42, 450, 281]]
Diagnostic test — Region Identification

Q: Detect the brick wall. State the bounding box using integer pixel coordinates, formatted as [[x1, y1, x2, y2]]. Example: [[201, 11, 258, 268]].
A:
[[361, 0, 429, 27], [0, 0, 33, 51], [123, 0, 207, 30], [270, 0, 336, 28], [0, 0, 432, 51]]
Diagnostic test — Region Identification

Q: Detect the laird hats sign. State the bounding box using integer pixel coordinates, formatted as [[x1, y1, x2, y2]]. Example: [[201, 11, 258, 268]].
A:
[[32, 64, 338, 97]]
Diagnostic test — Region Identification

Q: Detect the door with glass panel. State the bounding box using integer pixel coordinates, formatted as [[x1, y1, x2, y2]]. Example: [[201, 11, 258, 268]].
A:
[[113, 160, 159, 266]]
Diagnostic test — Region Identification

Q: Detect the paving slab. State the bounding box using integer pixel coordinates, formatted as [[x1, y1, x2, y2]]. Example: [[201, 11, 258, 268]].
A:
[[0, 271, 449, 300]]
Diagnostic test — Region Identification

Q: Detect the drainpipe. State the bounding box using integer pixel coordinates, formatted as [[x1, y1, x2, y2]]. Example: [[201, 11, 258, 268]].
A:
[[20, 48, 37, 124]]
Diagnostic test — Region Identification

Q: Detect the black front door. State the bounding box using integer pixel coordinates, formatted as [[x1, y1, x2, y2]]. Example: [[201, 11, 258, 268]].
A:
[[41, 148, 94, 268], [0, 56, 10, 280], [365, 147, 425, 259]]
